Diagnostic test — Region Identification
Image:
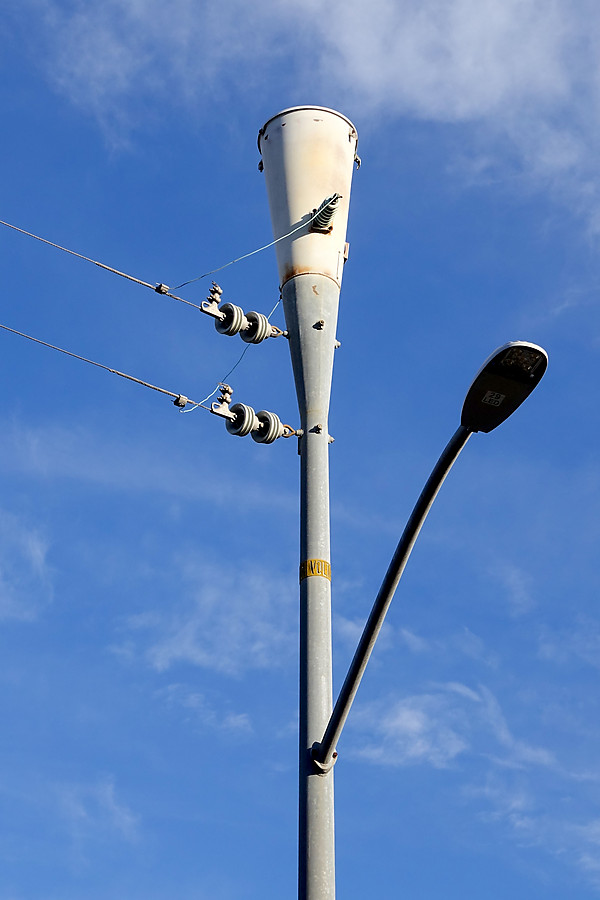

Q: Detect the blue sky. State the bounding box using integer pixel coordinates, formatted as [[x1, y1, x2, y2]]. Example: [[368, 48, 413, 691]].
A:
[[2, 2, 600, 898]]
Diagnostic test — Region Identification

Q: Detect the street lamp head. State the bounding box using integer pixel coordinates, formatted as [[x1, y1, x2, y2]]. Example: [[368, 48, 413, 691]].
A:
[[461, 341, 548, 433]]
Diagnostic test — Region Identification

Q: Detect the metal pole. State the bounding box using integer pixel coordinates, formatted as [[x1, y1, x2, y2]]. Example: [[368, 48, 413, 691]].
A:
[[314, 425, 472, 769], [257, 106, 359, 900], [282, 272, 340, 900]]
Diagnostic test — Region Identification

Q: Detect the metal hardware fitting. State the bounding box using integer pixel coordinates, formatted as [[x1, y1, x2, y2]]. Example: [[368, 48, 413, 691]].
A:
[[310, 743, 338, 774], [201, 282, 225, 321], [210, 383, 236, 421]]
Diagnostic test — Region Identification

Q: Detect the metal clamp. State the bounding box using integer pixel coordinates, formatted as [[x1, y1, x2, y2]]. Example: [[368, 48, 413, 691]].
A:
[[201, 282, 226, 322], [210, 383, 236, 421], [310, 743, 337, 775]]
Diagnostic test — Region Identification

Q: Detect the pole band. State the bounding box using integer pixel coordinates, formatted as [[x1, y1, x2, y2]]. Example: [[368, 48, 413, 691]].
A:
[[299, 559, 331, 582]]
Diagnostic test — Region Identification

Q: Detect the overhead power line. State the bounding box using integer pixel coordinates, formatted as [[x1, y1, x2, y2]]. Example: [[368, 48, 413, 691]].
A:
[[0, 193, 340, 301], [0, 218, 204, 311], [0, 322, 209, 411], [0, 219, 157, 289]]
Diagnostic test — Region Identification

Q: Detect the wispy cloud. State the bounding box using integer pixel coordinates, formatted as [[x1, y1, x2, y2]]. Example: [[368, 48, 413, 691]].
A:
[[467, 774, 536, 832], [157, 682, 253, 734], [539, 617, 600, 669], [477, 685, 556, 768], [353, 682, 600, 887], [334, 613, 393, 654], [0, 508, 52, 621], [393, 623, 499, 668], [468, 774, 600, 890], [0, 418, 297, 514], [490, 562, 536, 617], [351, 682, 554, 770], [354, 690, 470, 767], [56, 775, 138, 847], [123, 557, 296, 675], [398, 627, 430, 653], [16, 0, 600, 219]]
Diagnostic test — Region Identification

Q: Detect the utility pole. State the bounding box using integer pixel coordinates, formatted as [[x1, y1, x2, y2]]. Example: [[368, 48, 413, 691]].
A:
[[258, 107, 359, 900]]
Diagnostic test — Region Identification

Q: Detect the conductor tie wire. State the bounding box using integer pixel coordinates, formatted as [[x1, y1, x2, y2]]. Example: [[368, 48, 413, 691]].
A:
[[171, 208, 324, 289]]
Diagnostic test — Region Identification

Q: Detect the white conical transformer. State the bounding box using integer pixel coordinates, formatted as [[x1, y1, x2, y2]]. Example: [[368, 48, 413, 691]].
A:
[[258, 106, 358, 289]]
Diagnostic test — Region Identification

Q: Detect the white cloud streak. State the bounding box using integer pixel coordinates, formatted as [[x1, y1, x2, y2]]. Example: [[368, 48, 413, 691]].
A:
[[477, 685, 556, 768], [17, 0, 600, 218], [539, 617, 600, 669], [0, 509, 52, 621], [354, 689, 471, 767], [468, 774, 600, 890], [57, 775, 138, 845], [351, 681, 554, 770], [125, 558, 296, 675], [491, 563, 536, 617], [0, 419, 297, 515], [157, 682, 253, 734], [393, 623, 499, 668]]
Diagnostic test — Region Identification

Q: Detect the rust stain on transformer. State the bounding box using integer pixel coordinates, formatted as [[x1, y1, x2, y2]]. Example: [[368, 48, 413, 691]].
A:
[[312, 284, 319, 295], [281, 265, 341, 289], [282, 263, 324, 284]]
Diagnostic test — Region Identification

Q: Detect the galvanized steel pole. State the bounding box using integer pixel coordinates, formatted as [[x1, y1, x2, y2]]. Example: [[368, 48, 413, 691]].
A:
[[285, 271, 339, 900], [258, 107, 358, 900]]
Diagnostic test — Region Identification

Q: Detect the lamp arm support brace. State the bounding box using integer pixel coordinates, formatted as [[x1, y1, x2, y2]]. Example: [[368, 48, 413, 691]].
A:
[[314, 424, 472, 769]]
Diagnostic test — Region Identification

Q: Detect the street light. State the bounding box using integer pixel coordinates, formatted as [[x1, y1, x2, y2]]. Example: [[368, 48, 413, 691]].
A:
[[461, 341, 548, 433], [257, 105, 549, 900], [313, 341, 548, 772]]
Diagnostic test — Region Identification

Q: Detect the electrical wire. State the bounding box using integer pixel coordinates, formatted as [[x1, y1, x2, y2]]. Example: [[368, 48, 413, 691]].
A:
[[0, 200, 328, 412], [0, 203, 324, 304], [171, 208, 325, 289], [0, 218, 205, 312], [0, 219, 158, 290], [0, 323, 210, 410], [0, 211, 289, 415]]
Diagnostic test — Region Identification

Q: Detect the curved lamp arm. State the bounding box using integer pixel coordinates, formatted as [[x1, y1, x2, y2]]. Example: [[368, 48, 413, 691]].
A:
[[313, 340, 548, 771], [313, 424, 471, 770]]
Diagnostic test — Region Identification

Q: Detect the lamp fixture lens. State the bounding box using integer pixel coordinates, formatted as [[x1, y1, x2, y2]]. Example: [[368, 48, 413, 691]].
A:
[[461, 341, 548, 433]]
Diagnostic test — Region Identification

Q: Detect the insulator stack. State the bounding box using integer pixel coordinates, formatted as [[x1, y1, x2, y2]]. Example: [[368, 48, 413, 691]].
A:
[[251, 410, 285, 444], [215, 303, 248, 336], [240, 311, 271, 344], [225, 403, 259, 437], [310, 193, 342, 232]]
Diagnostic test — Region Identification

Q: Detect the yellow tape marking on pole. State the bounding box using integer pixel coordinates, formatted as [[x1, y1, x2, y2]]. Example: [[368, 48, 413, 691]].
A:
[[299, 559, 332, 582]]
